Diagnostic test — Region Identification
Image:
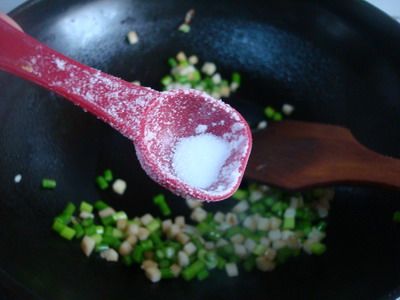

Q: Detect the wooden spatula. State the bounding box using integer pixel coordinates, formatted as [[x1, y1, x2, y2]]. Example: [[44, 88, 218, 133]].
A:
[[245, 120, 400, 190]]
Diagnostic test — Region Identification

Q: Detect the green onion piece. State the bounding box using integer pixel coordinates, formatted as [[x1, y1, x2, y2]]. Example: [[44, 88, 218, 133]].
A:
[[159, 259, 170, 268], [112, 228, 124, 239], [150, 233, 163, 248], [103, 169, 113, 182], [81, 218, 94, 227], [217, 257, 226, 270], [197, 269, 209, 280], [156, 249, 165, 260], [191, 70, 201, 82], [217, 244, 234, 257], [273, 112, 283, 121], [264, 106, 275, 118], [73, 224, 85, 239], [85, 225, 97, 236], [253, 244, 267, 256], [113, 211, 128, 221], [168, 58, 177, 67], [141, 240, 154, 251], [102, 235, 121, 248], [63, 202, 76, 216], [91, 234, 103, 245], [310, 242, 326, 255], [182, 260, 206, 281], [42, 178, 56, 189], [95, 225, 104, 235], [101, 215, 115, 226], [243, 257, 255, 272], [96, 244, 110, 253], [263, 196, 276, 207], [52, 218, 66, 233], [161, 268, 175, 279], [203, 252, 218, 269], [132, 245, 144, 263], [178, 23, 191, 33], [161, 75, 173, 86], [159, 202, 171, 216], [393, 211, 400, 223], [276, 247, 300, 264], [232, 189, 248, 200], [94, 200, 109, 210], [80, 201, 93, 213], [231, 72, 241, 84], [59, 226, 76, 240], [96, 176, 108, 190], [283, 217, 295, 230], [122, 254, 133, 266], [147, 219, 161, 232]]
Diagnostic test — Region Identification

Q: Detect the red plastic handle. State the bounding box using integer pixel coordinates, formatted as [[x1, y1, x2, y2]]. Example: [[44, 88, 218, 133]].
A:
[[0, 18, 159, 141]]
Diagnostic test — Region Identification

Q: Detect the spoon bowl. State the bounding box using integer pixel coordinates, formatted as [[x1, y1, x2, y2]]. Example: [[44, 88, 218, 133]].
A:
[[137, 89, 252, 201]]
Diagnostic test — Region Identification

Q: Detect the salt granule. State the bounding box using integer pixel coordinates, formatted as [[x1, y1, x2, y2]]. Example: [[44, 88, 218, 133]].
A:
[[172, 133, 231, 189]]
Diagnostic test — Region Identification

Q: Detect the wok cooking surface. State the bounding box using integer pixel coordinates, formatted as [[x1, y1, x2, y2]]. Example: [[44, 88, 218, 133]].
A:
[[0, 0, 400, 299]]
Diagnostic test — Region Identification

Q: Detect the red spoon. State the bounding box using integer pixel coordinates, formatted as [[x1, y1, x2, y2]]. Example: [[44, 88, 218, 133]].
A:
[[0, 18, 252, 201]]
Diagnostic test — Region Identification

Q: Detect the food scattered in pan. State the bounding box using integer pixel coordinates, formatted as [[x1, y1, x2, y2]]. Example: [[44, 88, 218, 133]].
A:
[[52, 183, 332, 282], [160, 52, 240, 100], [51, 53, 330, 282]]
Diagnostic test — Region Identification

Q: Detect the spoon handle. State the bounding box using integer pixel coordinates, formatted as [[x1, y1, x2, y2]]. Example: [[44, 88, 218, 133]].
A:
[[0, 18, 158, 141]]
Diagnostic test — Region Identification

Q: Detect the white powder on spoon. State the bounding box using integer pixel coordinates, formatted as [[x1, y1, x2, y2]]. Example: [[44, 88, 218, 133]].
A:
[[172, 133, 231, 189]]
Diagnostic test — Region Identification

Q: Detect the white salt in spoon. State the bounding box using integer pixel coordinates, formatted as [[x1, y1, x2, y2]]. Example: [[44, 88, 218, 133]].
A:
[[0, 18, 252, 201]]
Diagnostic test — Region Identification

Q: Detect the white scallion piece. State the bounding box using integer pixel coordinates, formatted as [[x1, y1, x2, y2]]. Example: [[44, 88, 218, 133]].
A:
[[100, 248, 119, 262], [127, 31, 139, 45], [112, 179, 127, 195], [81, 236, 96, 257], [225, 262, 239, 277]]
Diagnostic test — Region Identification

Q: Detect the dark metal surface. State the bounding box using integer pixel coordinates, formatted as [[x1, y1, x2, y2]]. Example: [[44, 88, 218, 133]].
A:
[[0, 0, 400, 299]]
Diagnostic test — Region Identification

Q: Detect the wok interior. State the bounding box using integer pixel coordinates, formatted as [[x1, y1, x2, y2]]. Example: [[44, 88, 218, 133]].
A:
[[0, 0, 400, 299]]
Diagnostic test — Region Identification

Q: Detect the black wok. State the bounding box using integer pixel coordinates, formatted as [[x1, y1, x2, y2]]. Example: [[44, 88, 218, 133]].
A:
[[1, 0, 400, 299]]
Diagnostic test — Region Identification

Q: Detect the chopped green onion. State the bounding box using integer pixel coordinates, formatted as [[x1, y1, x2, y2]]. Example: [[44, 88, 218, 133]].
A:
[[42, 178, 56, 189], [73, 224, 85, 239], [122, 254, 133, 266], [283, 217, 295, 229], [233, 189, 248, 200], [273, 112, 283, 121], [80, 201, 93, 213], [113, 211, 128, 221], [52, 218, 66, 233], [182, 260, 206, 281], [178, 23, 191, 33], [264, 106, 275, 118], [161, 268, 175, 279], [393, 211, 400, 223], [63, 202, 76, 216], [232, 72, 241, 84], [59, 226, 76, 240], [91, 234, 103, 245], [94, 200, 109, 210], [147, 219, 161, 232], [310, 242, 326, 255], [96, 176, 108, 190], [132, 245, 144, 263], [81, 218, 94, 227], [168, 58, 177, 67], [161, 75, 173, 86], [197, 269, 209, 280], [159, 259, 170, 268], [141, 240, 154, 251], [101, 215, 115, 226], [103, 169, 113, 182]]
